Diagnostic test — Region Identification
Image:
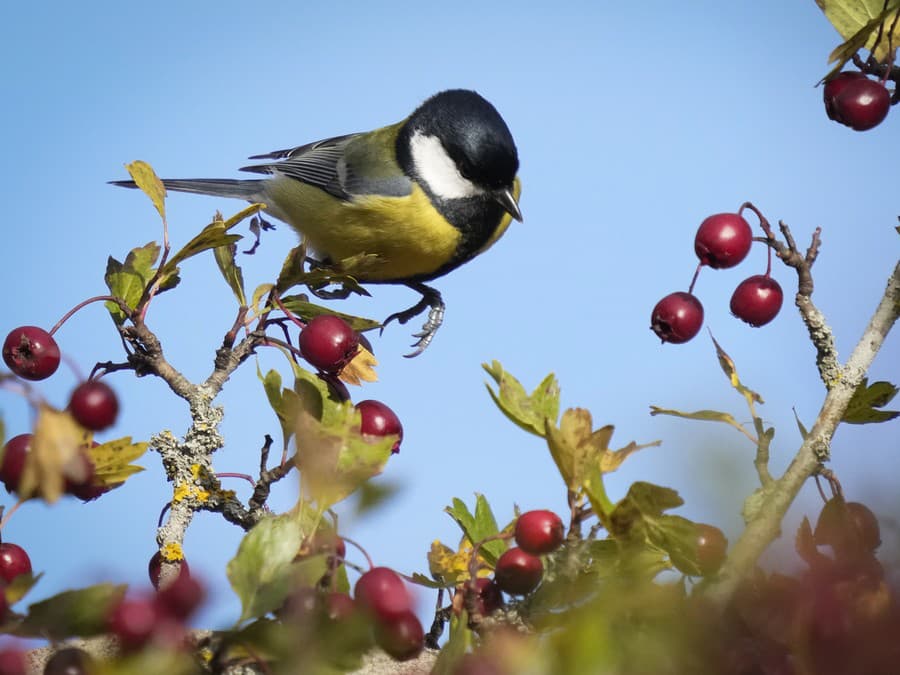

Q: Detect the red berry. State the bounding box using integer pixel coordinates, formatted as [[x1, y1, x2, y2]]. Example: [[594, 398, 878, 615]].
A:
[[298, 315, 360, 374], [515, 510, 565, 555], [0, 647, 26, 675], [148, 552, 190, 591], [694, 213, 753, 269], [0, 544, 31, 584], [470, 577, 503, 616], [831, 77, 891, 131], [452, 653, 505, 675], [355, 400, 403, 453], [493, 547, 543, 595], [42, 647, 94, 675], [280, 586, 319, 622], [155, 567, 205, 620], [107, 596, 162, 650], [354, 567, 413, 621], [373, 610, 424, 661], [0, 435, 30, 495], [2, 326, 60, 381], [695, 524, 728, 575], [650, 292, 704, 344], [68, 380, 119, 431], [823, 71, 868, 121], [730, 274, 784, 327], [815, 498, 881, 557]]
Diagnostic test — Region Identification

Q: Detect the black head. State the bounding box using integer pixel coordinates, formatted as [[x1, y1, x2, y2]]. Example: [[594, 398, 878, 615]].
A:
[[398, 89, 519, 191]]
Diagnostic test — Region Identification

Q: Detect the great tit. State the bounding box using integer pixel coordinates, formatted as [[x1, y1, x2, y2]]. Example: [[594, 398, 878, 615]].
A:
[[112, 89, 522, 356]]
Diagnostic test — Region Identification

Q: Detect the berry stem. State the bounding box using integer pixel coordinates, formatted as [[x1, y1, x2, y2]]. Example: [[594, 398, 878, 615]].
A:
[[216, 472, 257, 487], [687, 262, 702, 295], [0, 499, 25, 531], [340, 535, 374, 569], [49, 295, 132, 336]]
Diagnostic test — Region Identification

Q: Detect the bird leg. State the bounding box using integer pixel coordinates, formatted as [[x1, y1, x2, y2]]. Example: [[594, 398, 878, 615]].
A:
[[381, 282, 445, 357]]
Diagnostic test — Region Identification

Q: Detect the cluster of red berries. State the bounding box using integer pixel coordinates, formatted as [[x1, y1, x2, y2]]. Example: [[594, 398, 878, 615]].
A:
[[3, 325, 120, 431], [298, 315, 403, 453], [651, 211, 783, 344], [105, 553, 205, 653], [280, 562, 423, 662], [823, 70, 892, 131], [0, 434, 114, 502], [0, 543, 33, 675], [457, 510, 565, 622]]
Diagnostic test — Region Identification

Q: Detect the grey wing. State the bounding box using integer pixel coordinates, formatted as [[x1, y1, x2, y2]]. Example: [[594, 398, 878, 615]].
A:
[[239, 134, 360, 200]]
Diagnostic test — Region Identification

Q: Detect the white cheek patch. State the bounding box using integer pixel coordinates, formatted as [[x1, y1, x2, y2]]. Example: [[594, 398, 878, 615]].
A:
[[409, 131, 484, 199]]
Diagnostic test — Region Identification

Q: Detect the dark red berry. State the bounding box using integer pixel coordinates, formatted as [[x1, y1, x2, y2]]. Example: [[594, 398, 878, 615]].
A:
[[0, 647, 26, 675], [107, 596, 162, 650], [148, 552, 190, 591], [279, 586, 319, 622], [515, 510, 565, 555], [672, 523, 728, 577], [42, 647, 95, 675], [650, 292, 704, 344], [493, 547, 543, 595], [298, 315, 360, 374], [0, 435, 30, 495], [0, 544, 32, 584], [470, 577, 503, 616], [831, 77, 891, 131], [694, 213, 753, 269], [355, 400, 403, 453], [815, 498, 881, 557], [452, 653, 505, 675], [354, 566, 413, 621], [68, 380, 119, 431], [730, 274, 784, 327], [155, 567, 205, 620], [2, 326, 60, 381], [823, 71, 868, 121], [373, 610, 424, 661]]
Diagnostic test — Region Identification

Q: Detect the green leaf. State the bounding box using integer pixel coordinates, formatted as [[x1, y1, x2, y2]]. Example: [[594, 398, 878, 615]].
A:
[[608, 482, 684, 543], [259, 367, 303, 455], [214, 241, 247, 305], [430, 613, 475, 675], [227, 513, 324, 623], [843, 378, 899, 424], [4, 572, 42, 606], [104, 242, 161, 323], [157, 218, 242, 285], [818, 0, 900, 71], [295, 405, 395, 510], [483, 361, 560, 437], [650, 406, 754, 438], [444, 494, 506, 565], [277, 296, 382, 332], [15, 583, 126, 638], [792, 407, 810, 439], [125, 160, 166, 222]]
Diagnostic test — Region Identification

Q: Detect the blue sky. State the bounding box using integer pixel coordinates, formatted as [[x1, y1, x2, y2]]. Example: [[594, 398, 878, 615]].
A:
[[2, 1, 898, 631]]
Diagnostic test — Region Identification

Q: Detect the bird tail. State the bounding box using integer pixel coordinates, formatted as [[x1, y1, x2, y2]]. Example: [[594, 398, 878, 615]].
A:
[[110, 178, 267, 202]]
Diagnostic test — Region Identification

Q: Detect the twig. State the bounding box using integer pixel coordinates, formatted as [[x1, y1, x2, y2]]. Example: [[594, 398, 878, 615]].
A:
[[705, 260, 900, 607]]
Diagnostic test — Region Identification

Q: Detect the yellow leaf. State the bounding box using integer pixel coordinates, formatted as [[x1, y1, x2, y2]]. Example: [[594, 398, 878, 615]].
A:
[[818, 0, 900, 67], [712, 335, 764, 406], [339, 343, 378, 386], [86, 437, 148, 486], [22, 407, 89, 503], [126, 160, 167, 223]]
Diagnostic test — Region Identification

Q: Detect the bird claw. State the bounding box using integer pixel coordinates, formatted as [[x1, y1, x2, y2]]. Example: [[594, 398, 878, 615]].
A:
[[381, 283, 445, 357]]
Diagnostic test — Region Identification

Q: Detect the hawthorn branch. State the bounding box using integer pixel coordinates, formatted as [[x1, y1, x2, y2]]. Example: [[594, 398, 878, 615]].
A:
[[706, 259, 900, 607]]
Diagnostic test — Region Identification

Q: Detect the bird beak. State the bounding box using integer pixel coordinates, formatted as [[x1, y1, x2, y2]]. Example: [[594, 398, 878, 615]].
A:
[[494, 188, 523, 222]]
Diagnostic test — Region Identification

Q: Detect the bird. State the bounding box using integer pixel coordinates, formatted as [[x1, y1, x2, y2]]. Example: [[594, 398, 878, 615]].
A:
[[111, 89, 522, 356]]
